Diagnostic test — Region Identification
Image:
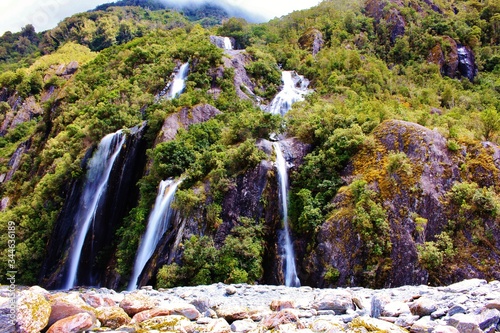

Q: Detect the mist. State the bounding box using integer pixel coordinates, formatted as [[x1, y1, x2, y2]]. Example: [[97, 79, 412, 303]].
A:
[[160, 0, 321, 23], [0, 0, 321, 34]]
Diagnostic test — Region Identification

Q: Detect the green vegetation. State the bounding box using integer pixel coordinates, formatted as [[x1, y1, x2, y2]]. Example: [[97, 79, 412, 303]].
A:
[[0, 0, 500, 287], [417, 232, 456, 271], [157, 217, 264, 287]]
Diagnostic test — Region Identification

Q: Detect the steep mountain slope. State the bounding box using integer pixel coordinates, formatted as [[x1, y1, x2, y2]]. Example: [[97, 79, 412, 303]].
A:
[[0, 0, 499, 290]]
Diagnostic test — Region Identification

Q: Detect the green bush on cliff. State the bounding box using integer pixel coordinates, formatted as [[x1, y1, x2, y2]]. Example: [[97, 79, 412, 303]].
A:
[[350, 179, 391, 259], [156, 217, 264, 287], [417, 232, 456, 271], [449, 181, 500, 217]]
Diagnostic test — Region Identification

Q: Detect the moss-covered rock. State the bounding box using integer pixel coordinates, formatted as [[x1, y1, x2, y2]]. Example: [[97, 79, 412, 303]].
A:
[[16, 288, 51, 333], [311, 120, 500, 288]]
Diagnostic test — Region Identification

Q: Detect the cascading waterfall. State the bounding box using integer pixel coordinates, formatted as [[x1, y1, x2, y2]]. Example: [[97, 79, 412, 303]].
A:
[[128, 179, 182, 290], [267, 71, 310, 116], [223, 37, 233, 50], [273, 142, 301, 287], [210, 36, 233, 50], [166, 62, 189, 99], [63, 130, 126, 290]]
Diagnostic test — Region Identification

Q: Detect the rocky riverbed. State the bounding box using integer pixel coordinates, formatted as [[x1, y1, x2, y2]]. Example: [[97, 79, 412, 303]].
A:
[[2, 278, 500, 332]]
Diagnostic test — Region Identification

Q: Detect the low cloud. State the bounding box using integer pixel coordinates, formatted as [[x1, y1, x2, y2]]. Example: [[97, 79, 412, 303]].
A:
[[161, 0, 321, 23]]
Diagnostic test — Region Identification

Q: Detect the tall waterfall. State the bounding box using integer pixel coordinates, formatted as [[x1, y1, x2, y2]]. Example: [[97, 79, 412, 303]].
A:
[[273, 142, 300, 287], [223, 37, 233, 50], [267, 71, 310, 116], [63, 130, 126, 290], [166, 62, 189, 99], [128, 179, 182, 290]]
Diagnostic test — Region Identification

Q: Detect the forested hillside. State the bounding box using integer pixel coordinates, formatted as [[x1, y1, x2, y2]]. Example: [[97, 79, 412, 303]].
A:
[[0, 0, 499, 290]]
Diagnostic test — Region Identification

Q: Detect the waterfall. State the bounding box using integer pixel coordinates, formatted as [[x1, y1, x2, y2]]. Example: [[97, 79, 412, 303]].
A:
[[273, 142, 300, 287], [63, 130, 126, 290], [166, 62, 189, 99], [128, 178, 182, 290], [267, 71, 310, 116], [210, 36, 233, 50], [223, 37, 233, 50]]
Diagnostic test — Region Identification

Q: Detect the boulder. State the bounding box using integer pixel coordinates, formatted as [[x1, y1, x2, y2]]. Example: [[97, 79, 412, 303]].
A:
[[225, 285, 237, 295], [411, 316, 438, 333], [447, 313, 482, 333], [477, 308, 500, 333], [312, 290, 354, 314], [140, 314, 193, 331], [46, 312, 95, 333], [170, 303, 201, 320], [485, 301, 500, 310], [96, 306, 131, 329], [119, 292, 157, 316], [216, 305, 249, 322], [230, 318, 258, 333], [350, 316, 407, 333], [131, 307, 172, 324], [410, 297, 438, 316], [16, 289, 51, 333], [447, 279, 487, 293], [270, 299, 296, 311], [81, 292, 116, 307], [370, 293, 392, 318], [382, 301, 411, 317], [433, 325, 460, 333], [132, 302, 201, 324], [204, 318, 231, 333], [261, 309, 304, 330], [48, 292, 96, 327], [394, 314, 420, 328], [310, 318, 345, 332]]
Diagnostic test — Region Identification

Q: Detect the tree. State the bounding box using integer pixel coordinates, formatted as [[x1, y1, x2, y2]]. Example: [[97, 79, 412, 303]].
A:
[[480, 107, 500, 141]]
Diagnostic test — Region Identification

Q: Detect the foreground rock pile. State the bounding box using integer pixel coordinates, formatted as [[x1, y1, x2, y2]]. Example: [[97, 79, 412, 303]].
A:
[[1, 278, 499, 332]]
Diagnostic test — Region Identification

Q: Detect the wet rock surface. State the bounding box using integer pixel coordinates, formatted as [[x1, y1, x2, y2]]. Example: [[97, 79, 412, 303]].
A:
[[1, 279, 498, 332]]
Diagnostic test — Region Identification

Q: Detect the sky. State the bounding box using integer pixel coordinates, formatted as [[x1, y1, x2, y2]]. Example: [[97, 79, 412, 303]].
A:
[[0, 0, 322, 35]]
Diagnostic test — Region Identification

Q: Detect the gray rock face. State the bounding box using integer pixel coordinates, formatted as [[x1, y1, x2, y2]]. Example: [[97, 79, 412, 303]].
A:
[[222, 51, 260, 102], [0, 96, 42, 135], [160, 104, 222, 142], [298, 28, 324, 55]]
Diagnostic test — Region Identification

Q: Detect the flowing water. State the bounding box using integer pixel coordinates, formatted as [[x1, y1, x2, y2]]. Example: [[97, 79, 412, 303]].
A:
[[128, 179, 182, 290], [166, 62, 189, 99], [267, 71, 310, 116], [223, 37, 233, 50], [273, 142, 301, 287], [63, 130, 126, 290]]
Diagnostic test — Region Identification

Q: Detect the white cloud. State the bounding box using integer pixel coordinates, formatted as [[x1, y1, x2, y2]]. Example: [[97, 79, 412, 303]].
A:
[[0, 0, 112, 34], [0, 0, 322, 35]]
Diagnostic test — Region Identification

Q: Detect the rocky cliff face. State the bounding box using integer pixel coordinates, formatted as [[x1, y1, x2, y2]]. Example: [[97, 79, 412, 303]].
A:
[[298, 28, 324, 56], [134, 137, 311, 288], [221, 51, 260, 102], [365, 0, 406, 44], [40, 124, 149, 289], [428, 36, 478, 81], [160, 104, 222, 142], [309, 120, 500, 288]]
